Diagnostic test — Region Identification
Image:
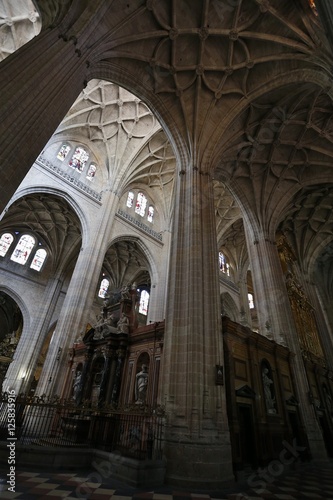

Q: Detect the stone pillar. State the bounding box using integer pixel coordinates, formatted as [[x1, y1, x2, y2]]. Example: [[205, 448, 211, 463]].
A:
[[36, 193, 120, 396], [244, 231, 328, 460], [238, 276, 252, 328], [4, 277, 63, 394], [161, 165, 233, 488], [146, 231, 172, 324], [0, 28, 88, 212]]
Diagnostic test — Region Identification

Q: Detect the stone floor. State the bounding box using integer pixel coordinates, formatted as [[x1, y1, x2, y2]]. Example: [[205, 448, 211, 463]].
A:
[[0, 460, 333, 499]]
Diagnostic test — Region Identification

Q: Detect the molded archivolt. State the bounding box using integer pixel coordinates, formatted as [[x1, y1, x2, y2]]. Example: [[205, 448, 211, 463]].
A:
[[0, 191, 83, 274], [101, 236, 158, 292], [221, 292, 239, 323], [0, 286, 30, 337]]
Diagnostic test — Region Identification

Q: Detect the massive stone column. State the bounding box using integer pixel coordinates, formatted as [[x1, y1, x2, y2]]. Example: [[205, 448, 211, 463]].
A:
[[161, 165, 233, 488], [244, 228, 328, 461], [0, 29, 88, 213]]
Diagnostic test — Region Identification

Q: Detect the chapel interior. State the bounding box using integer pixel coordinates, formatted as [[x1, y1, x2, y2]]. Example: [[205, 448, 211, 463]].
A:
[[0, 0, 333, 489]]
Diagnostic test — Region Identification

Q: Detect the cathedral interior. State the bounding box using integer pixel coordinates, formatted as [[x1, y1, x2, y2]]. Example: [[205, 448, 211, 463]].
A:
[[0, 0, 333, 490]]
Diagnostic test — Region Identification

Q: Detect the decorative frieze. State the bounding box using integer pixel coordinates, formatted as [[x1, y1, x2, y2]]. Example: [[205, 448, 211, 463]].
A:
[[117, 209, 163, 242], [37, 156, 102, 202]]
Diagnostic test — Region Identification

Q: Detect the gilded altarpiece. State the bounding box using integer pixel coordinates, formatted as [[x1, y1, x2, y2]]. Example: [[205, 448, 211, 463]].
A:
[[277, 234, 324, 362]]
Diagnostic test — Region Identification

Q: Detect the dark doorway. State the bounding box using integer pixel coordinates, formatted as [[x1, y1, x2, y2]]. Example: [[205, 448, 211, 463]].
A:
[[238, 404, 257, 468], [288, 411, 302, 445], [318, 415, 333, 458]]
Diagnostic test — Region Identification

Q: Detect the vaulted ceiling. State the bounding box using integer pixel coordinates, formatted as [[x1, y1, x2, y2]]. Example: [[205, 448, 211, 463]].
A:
[[1, 0, 333, 298]]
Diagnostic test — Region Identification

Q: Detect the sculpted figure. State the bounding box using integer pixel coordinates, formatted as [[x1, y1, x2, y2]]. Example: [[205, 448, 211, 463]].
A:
[[135, 364, 148, 404], [117, 312, 129, 334], [262, 367, 276, 412]]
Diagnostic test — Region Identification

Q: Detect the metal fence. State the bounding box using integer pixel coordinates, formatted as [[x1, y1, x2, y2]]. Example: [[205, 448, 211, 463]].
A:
[[0, 393, 165, 460]]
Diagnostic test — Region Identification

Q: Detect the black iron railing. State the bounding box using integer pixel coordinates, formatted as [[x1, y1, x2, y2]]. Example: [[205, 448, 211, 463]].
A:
[[0, 393, 165, 460]]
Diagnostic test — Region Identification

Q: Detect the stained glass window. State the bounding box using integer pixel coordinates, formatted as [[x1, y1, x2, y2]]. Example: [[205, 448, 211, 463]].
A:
[[126, 191, 134, 208], [147, 205, 154, 223], [10, 234, 35, 265], [86, 163, 97, 181], [69, 146, 89, 172], [219, 252, 230, 276], [138, 290, 149, 315], [0, 233, 14, 257], [98, 278, 110, 298], [135, 192, 147, 217], [248, 293, 254, 309], [57, 144, 70, 161], [30, 249, 47, 271]]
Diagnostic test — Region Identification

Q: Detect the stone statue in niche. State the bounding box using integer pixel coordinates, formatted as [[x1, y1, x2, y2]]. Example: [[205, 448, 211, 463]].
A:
[[117, 312, 129, 334], [135, 364, 149, 404], [73, 371, 82, 404], [262, 367, 276, 414]]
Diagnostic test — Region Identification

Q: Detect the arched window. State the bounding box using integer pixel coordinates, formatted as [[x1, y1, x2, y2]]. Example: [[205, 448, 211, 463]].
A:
[[98, 278, 110, 298], [30, 248, 47, 271], [57, 144, 71, 161], [135, 192, 147, 217], [126, 191, 134, 208], [248, 293, 254, 309], [138, 290, 149, 315], [0, 233, 14, 257], [86, 163, 97, 181], [219, 252, 230, 276], [69, 146, 89, 172], [10, 234, 35, 265], [147, 205, 154, 223]]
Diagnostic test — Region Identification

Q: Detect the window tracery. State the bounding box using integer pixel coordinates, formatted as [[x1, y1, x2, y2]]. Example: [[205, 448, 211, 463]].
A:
[[57, 144, 71, 161], [56, 144, 98, 181], [135, 192, 148, 217], [10, 234, 35, 265], [219, 252, 230, 276], [147, 205, 154, 223], [0, 232, 47, 271], [0, 233, 14, 257], [69, 146, 89, 172], [86, 163, 97, 181], [138, 289, 149, 315], [126, 191, 135, 208], [98, 277, 110, 298], [30, 248, 47, 271], [126, 191, 155, 223]]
